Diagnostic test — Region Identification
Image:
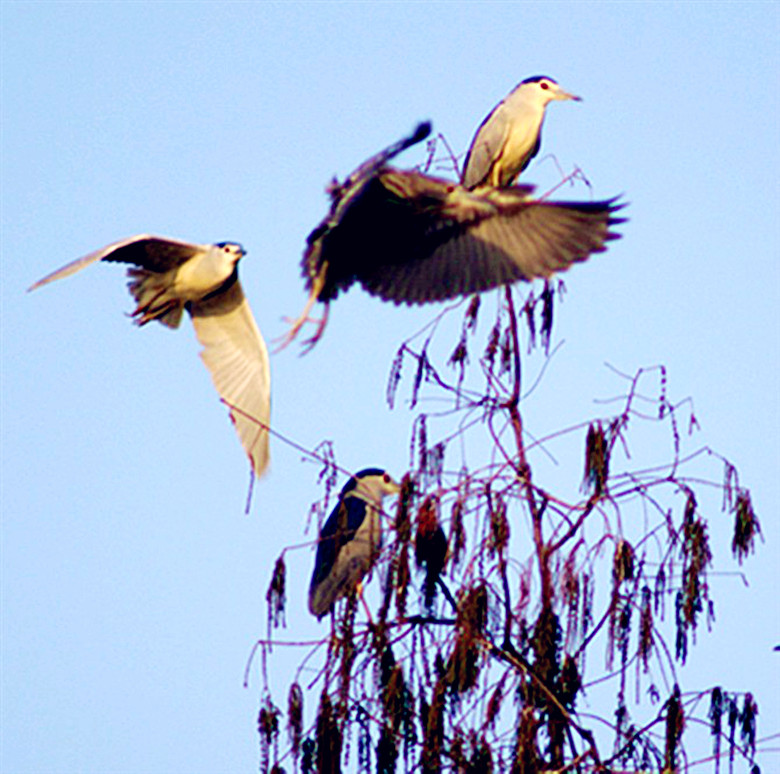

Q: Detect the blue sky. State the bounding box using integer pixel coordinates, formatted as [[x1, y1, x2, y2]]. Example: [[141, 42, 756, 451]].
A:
[[2, 2, 778, 772]]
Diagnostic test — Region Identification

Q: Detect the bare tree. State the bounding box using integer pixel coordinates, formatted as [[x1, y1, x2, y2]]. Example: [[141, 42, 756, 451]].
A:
[[253, 285, 763, 774]]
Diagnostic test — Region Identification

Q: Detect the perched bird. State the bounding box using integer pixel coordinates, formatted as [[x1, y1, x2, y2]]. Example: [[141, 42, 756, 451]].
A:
[[309, 468, 400, 619], [283, 123, 625, 349], [462, 75, 581, 189], [28, 235, 271, 478]]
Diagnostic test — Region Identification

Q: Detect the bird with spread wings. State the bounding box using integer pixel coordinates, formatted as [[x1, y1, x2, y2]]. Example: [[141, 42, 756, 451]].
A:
[[281, 120, 625, 351], [29, 235, 271, 479]]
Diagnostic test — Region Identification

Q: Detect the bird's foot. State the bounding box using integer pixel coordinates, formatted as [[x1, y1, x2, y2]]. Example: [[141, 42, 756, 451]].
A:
[[273, 302, 329, 354]]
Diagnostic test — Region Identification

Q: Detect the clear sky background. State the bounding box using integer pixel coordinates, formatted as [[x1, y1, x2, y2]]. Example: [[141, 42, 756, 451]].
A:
[[1, 2, 778, 772]]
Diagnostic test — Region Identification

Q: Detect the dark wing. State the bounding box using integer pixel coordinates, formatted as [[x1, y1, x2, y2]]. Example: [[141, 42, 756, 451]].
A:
[[353, 173, 625, 304], [337, 121, 432, 198], [303, 168, 488, 301], [303, 123, 432, 300], [28, 235, 202, 292], [310, 495, 368, 590], [189, 278, 271, 479]]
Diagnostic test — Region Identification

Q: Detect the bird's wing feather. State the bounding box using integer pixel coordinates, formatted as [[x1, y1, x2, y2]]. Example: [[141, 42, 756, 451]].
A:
[[28, 235, 203, 291], [302, 124, 432, 296], [188, 279, 271, 479], [461, 105, 511, 188], [312, 495, 368, 587], [356, 180, 625, 304]]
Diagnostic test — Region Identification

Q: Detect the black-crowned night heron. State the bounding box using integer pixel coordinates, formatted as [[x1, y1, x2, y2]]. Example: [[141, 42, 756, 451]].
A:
[[462, 75, 581, 189], [308, 468, 400, 619], [282, 123, 625, 349], [28, 235, 271, 478]]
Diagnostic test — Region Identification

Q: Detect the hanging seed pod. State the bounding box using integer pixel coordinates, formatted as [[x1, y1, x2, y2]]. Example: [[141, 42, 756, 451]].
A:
[[415, 495, 448, 609], [465, 294, 480, 331], [664, 685, 684, 772], [583, 421, 609, 496], [266, 555, 287, 633], [612, 540, 635, 585], [386, 346, 404, 409], [488, 492, 509, 560], [484, 320, 501, 370], [639, 586, 654, 671], [258, 696, 281, 774], [731, 489, 761, 564], [540, 280, 556, 354], [315, 692, 342, 774], [484, 674, 507, 731], [558, 654, 581, 709], [450, 493, 466, 568], [421, 678, 446, 772], [447, 584, 489, 694], [287, 683, 304, 760]]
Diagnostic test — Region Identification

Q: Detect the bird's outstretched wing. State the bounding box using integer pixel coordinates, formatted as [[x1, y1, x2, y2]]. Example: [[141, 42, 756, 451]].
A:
[[361, 178, 625, 303], [189, 278, 271, 479], [28, 235, 203, 291], [309, 168, 625, 305]]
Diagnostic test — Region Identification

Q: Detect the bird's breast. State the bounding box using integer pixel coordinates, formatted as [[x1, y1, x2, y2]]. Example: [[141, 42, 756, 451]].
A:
[[173, 252, 237, 300]]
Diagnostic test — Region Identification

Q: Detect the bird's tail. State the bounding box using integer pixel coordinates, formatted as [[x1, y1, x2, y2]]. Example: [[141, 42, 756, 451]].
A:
[[126, 268, 184, 328]]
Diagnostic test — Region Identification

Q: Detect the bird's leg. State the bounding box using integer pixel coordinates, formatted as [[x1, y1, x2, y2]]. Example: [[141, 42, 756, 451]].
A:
[[273, 289, 318, 351], [299, 303, 330, 354], [273, 267, 328, 352]]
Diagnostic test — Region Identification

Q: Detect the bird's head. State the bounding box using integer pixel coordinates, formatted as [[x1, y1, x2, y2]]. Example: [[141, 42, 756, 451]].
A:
[[519, 76, 581, 107], [346, 468, 401, 505], [215, 241, 246, 266]]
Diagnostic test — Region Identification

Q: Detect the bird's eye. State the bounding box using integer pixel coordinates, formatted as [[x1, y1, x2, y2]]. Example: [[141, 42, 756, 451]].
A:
[[383, 473, 391, 483], [540, 82, 550, 90]]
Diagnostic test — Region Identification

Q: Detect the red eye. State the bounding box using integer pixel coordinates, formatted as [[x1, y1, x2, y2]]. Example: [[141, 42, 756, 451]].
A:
[[383, 473, 391, 483], [540, 82, 549, 90]]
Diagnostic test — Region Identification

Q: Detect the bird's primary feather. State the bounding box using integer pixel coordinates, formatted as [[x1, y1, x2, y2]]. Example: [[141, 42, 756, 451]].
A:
[[27, 235, 202, 291], [189, 276, 271, 479]]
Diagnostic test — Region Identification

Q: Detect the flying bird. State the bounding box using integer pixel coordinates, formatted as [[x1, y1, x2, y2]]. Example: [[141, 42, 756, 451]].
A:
[[28, 235, 271, 479], [308, 468, 400, 619], [282, 122, 625, 349], [462, 75, 581, 189]]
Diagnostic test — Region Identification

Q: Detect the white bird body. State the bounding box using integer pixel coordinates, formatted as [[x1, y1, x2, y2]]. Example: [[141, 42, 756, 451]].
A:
[[29, 235, 271, 479], [462, 76, 581, 189], [151, 244, 238, 302]]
